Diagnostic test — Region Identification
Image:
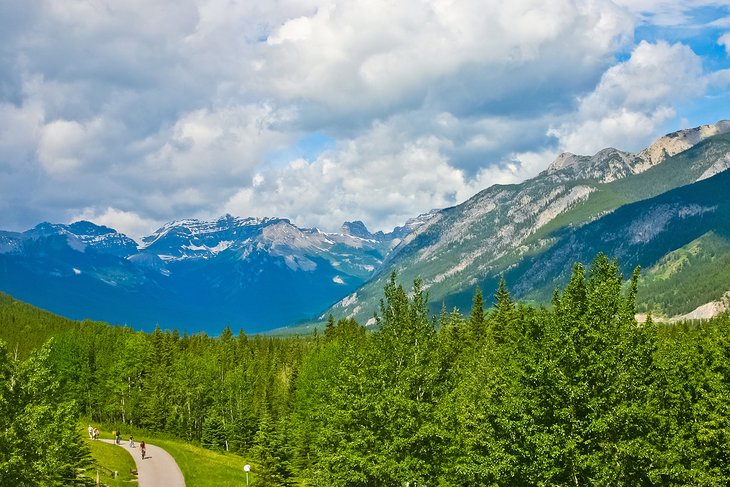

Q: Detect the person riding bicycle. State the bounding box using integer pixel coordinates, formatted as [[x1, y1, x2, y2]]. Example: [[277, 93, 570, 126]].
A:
[[140, 441, 146, 460]]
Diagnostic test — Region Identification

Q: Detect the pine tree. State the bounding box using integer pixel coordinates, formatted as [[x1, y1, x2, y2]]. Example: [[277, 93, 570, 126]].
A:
[[251, 410, 289, 486], [201, 414, 227, 451], [491, 276, 516, 344], [467, 286, 486, 343], [323, 314, 335, 338]]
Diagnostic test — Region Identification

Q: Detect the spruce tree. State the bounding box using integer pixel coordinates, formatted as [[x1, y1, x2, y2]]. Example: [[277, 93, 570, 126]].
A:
[[467, 286, 486, 343]]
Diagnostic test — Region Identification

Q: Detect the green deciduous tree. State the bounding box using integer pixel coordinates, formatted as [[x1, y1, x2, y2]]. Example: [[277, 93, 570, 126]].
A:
[[0, 340, 93, 486]]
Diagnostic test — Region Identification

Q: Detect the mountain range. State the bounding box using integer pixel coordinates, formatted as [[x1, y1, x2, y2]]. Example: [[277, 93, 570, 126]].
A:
[[0, 214, 428, 332], [1, 120, 729, 333], [328, 120, 730, 325]]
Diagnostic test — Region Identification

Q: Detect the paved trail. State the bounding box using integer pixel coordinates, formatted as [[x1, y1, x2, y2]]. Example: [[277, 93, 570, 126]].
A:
[[103, 439, 185, 487]]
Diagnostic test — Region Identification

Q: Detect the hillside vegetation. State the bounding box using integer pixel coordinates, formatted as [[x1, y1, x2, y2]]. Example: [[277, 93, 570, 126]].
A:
[[2, 254, 730, 485], [332, 130, 730, 324]]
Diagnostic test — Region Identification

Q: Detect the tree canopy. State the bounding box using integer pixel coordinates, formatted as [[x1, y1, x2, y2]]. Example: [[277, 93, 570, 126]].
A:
[[2, 254, 730, 485]]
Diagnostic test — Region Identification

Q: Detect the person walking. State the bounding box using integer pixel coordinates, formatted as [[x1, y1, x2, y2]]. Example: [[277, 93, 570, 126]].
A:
[[140, 441, 146, 460], [115, 430, 121, 445], [129, 435, 135, 448], [88, 425, 93, 439]]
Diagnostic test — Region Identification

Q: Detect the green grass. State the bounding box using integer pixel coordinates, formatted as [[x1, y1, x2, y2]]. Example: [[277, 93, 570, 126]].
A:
[[154, 438, 255, 487], [85, 421, 257, 487], [84, 437, 138, 486]]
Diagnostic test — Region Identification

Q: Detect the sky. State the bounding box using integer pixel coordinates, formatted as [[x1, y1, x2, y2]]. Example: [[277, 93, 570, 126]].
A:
[[1, 0, 729, 241]]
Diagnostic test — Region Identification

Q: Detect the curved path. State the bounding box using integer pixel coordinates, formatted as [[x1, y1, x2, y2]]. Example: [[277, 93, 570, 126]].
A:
[[103, 439, 185, 487]]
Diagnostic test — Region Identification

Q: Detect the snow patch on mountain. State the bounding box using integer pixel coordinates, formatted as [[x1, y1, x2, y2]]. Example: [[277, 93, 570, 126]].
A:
[[183, 240, 234, 253]]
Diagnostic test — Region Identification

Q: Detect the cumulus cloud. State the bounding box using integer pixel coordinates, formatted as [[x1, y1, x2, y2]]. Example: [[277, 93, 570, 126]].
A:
[[258, 0, 633, 127], [222, 122, 465, 231], [0, 0, 727, 236], [70, 207, 162, 243], [548, 40, 706, 155]]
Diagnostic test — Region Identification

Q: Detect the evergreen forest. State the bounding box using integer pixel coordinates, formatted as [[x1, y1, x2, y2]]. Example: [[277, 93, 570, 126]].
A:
[[2, 254, 730, 485]]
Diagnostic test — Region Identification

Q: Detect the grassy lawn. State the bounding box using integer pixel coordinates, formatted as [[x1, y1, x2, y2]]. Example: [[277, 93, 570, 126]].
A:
[[84, 437, 138, 486], [154, 438, 254, 487], [82, 421, 256, 486]]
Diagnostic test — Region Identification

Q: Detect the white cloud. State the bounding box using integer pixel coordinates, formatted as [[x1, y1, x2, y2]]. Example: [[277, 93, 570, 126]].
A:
[[720, 32, 730, 55], [70, 207, 162, 243], [548, 40, 705, 155], [142, 104, 293, 183], [257, 0, 633, 124], [612, 0, 728, 26], [0, 0, 727, 237], [0, 100, 43, 171], [222, 121, 466, 231], [38, 118, 107, 174]]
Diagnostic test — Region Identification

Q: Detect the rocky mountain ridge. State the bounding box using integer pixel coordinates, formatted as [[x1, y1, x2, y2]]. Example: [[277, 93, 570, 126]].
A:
[[329, 120, 730, 325], [2, 120, 729, 332], [0, 214, 413, 332]]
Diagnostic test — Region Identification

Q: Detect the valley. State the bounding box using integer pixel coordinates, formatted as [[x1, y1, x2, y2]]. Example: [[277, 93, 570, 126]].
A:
[[1, 122, 729, 334]]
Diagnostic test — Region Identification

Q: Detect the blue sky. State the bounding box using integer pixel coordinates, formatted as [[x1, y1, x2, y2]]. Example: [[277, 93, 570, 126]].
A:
[[0, 0, 729, 240]]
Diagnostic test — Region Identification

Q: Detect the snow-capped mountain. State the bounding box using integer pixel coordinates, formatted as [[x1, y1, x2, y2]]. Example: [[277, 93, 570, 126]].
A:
[[2, 120, 730, 333], [1, 221, 138, 258], [140, 215, 282, 260], [0, 214, 404, 333]]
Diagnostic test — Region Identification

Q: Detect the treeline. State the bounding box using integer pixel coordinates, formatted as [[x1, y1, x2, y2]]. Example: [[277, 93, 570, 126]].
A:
[[3, 254, 730, 485]]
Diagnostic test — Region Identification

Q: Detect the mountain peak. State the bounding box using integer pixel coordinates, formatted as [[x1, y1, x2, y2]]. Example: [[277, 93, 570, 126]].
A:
[[341, 221, 375, 240], [544, 120, 730, 184], [637, 120, 730, 169], [545, 147, 632, 183], [546, 152, 586, 173]]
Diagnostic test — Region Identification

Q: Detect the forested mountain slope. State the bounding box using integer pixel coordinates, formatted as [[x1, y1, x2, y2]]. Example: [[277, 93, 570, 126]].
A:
[[329, 123, 730, 324], [0, 215, 419, 333], [4, 257, 730, 485], [502, 168, 730, 315]]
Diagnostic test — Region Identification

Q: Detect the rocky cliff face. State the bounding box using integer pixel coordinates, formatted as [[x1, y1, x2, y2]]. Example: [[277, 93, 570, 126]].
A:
[[637, 120, 730, 169], [3, 121, 730, 332], [329, 121, 730, 324]]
